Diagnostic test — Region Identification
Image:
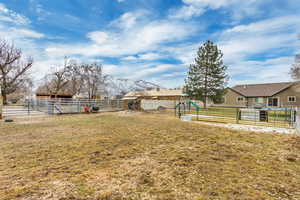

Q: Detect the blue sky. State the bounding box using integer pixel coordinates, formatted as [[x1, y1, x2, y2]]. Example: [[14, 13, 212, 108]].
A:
[[0, 0, 300, 88]]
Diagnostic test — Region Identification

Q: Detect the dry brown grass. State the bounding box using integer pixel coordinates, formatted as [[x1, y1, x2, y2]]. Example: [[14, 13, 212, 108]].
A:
[[0, 112, 299, 200]]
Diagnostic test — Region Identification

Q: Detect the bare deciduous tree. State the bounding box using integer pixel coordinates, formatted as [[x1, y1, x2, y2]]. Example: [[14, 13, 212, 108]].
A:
[[39, 59, 106, 99], [79, 63, 105, 99], [0, 39, 33, 104], [38, 57, 163, 100], [43, 58, 72, 98], [290, 35, 300, 81]]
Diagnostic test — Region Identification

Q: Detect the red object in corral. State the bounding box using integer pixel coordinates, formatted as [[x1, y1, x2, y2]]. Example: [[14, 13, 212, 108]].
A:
[[84, 106, 90, 113]]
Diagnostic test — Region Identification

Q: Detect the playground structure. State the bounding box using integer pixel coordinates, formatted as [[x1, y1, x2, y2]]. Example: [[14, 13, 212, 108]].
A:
[[175, 100, 297, 129], [175, 100, 201, 120]]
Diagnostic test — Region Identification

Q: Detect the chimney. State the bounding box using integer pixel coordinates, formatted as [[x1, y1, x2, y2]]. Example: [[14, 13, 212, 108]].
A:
[[243, 85, 247, 89]]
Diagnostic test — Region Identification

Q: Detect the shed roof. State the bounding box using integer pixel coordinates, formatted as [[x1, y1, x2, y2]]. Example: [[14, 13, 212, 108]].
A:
[[230, 82, 295, 97]]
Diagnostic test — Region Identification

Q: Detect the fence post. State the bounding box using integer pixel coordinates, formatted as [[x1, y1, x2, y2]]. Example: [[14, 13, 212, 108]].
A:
[[294, 108, 300, 136], [77, 100, 80, 113], [27, 100, 30, 116], [236, 108, 240, 124]]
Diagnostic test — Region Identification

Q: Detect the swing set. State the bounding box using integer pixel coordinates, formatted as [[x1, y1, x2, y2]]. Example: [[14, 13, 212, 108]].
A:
[[175, 100, 201, 120]]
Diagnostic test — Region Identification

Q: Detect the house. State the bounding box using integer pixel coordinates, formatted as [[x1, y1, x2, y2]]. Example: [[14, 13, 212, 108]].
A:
[[224, 82, 300, 108], [122, 88, 188, 110]]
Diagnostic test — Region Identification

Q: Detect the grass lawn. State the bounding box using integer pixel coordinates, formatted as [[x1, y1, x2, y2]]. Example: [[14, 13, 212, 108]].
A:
[[0, 112, 299, 200]]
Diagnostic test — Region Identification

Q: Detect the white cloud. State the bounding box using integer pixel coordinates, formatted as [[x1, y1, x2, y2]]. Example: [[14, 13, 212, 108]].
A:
[[170, 5, 204, 20], [225, 15, 300, 35], [170, 0, 267, 20], [122, 56, 137, 61], [218, 15, 300, 85], [11, 28, 44, 38], [45, 15, 200, 57], [122, 53, 165, 61], [219, 15, 300, 63], [88, 58, 104, 63], [1, 1, 297, 89], [139, 53, 164, 60], [228, 56, 294, 86], [110, 10, 148, 29], [160, 14, 300, 87], [128, 64, 182, 80], [0, 3, 30, 25], [87, 31, 110, 44]]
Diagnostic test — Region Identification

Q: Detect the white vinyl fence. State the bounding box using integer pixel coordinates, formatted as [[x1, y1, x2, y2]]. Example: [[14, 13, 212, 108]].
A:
[[294, 110, 300, 136], [141, 100, 204, 110], [141, 100, 176, 110]]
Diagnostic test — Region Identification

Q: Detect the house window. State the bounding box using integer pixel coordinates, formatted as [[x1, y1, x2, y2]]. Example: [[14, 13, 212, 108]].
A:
[[268, 97, 279, 107], [237, 96, 244, 102], [288, 96, 296, 103], [255, 97, 264, 103]]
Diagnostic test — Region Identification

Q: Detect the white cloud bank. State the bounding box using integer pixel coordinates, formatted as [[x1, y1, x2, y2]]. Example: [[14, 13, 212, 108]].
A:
[[1, 1, 300, 88], [0, 3, 31, 25], [45, 11, 201, 58], [169, 0, 268, 20]]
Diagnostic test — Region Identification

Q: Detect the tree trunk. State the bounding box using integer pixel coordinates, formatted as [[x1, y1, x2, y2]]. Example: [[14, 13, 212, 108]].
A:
[[2, 92, 7, 105]]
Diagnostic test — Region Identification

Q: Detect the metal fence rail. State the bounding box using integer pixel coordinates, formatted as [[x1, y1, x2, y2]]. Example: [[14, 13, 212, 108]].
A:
[[35, 99, 124, 114], [2, 98, 124, 118], [3, 105, 46, 117], [175, 103, 296, 129]]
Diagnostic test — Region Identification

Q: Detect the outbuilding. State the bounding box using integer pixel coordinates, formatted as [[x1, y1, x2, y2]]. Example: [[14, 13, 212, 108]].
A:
[[123, 88, 188, 110]]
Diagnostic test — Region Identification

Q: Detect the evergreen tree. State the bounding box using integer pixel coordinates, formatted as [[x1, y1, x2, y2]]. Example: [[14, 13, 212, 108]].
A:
[[184, 40, 228, 108]]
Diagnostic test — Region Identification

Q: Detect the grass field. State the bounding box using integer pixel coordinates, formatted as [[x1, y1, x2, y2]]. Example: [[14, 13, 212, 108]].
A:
[[0, 112, 299, 200]]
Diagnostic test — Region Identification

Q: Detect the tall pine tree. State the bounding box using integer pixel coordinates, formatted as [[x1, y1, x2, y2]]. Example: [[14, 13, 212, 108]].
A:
[[184, 40, 228, 108]]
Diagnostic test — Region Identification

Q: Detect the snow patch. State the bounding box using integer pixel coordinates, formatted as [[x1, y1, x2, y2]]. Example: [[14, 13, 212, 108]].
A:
[[194, 121, 295, 134]]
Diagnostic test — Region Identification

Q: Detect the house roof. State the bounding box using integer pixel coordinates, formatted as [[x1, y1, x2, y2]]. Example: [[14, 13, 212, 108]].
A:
[[230, 82, 295, 97], [123, 89, 185, 99]]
